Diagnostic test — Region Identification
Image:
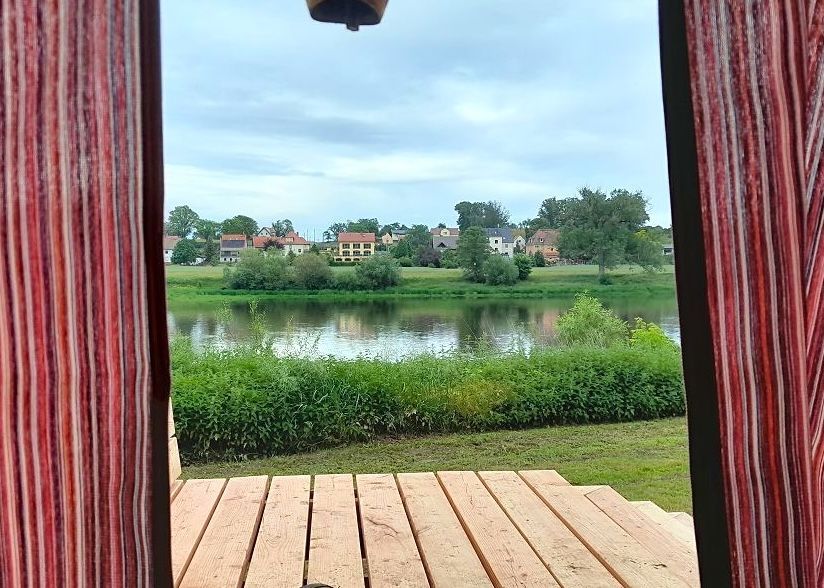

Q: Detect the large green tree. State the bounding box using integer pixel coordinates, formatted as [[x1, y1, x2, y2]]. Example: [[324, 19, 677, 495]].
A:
[[270, 219, 294, 237], [167, 205, 200, 238], [346, 218, 381, 234], [456, 226, 491, 282], [171, 239, 199, 265], [536, 197, 568, 229], [324, 222, 348, 241], [221, 215, 259, 237], [558, 188, 649, 280], [454, 201, 510, 231], [194, 219, 221, 264]]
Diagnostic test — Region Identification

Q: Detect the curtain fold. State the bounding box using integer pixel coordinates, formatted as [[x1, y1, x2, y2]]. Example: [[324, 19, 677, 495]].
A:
[[682, 1, 824, 584], [0, 1, 167, 585]]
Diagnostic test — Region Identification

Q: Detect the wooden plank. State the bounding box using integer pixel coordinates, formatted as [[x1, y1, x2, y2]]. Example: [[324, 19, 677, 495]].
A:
[[397, 473, 492, 587], [356, 474, 428, 588], [169, 403, 176, 437], [519, 469, 570, 485], [179, 476, 268, 588], [170, 478, 226, 586], [169, 437, 182, 483], [245, 476, 311, 588], [632, 501, 697, 549], [479, 471, 620, 587], [671, 512, 695, 527], [576, 485, 606, 494], [307, 474, 364, 588], [520, 471, 689, 587], [170, 479, 185, 502], [586, 486, 699, 586], [438, 471, 560, 587]]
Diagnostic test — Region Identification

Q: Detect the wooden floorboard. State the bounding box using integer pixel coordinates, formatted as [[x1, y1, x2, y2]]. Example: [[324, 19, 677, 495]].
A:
[[438, 471, 560, 588], [586, 486, 699, 586], [356, 474, 429, 588], [397, 473, 493, 587], [245, 475, 311, 588], [307, 474, 364, 588], [520, 470, 690, 587], [169, 478, 226, 586], [479, 471, 620, 587], [170, 479, 185, 503], [179, 476, 267, 588], [632, 500, 697, 549]]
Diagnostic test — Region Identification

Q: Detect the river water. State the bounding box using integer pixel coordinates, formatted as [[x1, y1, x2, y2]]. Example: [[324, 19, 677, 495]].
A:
[[167, 296, 680, 359]]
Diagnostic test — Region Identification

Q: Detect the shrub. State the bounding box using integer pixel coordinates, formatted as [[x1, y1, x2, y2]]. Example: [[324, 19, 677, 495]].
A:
[[513, 253, 534, 280], [292, 253, 333, 289], [533, 251, 546, 267], [556, 293, 627, 347], [171, 239, 199, 265], [225, 250, 291, 290], [440, 249, 459, 269], [171, 339, 686, 461], [630, 318, 679, 352], [397, 256, 414, 267], [483, 255, 518, 285], [457, 227, 490, 282], [355, 253, 401, 289], [416, 246, 441, 268]]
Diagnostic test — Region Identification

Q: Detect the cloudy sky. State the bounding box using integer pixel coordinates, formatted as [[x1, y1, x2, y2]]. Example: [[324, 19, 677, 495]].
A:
[[160, 0, 671, 238]]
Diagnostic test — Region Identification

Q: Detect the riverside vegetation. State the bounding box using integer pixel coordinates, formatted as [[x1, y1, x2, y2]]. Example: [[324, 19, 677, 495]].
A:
[[171, 294, 685, 462]]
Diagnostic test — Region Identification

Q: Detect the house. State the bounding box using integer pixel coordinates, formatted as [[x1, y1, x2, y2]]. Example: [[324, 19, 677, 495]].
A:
[[220, 234, 247, 263], [336, 232, 375, 262], [431, 227, 460, 250], [391, 229, 408, 243], [380, 233, 394, 246], [663, 243, 674, 256], [163, 236, 181, 264], [252, 231, 311, 255], [526, 229, 560, 261], [486, 228, 525, 256]]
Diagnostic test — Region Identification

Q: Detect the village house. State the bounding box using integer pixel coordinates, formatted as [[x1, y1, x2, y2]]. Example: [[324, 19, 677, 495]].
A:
[[526, 229, 560, 261], [391, 229, 408, 244], [219, 234, 248, 263], [380, 232, 394, 246], [486, 228, 525, 257], [431, 227, 460, 250], [163, 236, 181, 264], [251, 231, 311, 255], [336, 232, 375, 262]]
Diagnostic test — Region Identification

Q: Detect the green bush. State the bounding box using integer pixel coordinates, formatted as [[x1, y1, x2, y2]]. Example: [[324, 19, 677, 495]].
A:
[[225, 250, 291, 290], [171, 338, 685, 461], [397, 256, 414, 267], [483, 255, 518, 285], [356, 253, 401, 289], [533, 251, 546, 267], [440, 249, 459, 269], [513, 253, 534, 280], [292, 253, 333, 289], [556, 293, 628, 347]]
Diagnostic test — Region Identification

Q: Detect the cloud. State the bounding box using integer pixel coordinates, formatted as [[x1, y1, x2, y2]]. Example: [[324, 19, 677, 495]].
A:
[[160, 0, 671, 230]]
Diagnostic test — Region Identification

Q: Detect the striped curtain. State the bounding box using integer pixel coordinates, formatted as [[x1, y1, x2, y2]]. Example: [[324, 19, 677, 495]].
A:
[[683, 0, 824, 584], [0, 1, 169, 586]]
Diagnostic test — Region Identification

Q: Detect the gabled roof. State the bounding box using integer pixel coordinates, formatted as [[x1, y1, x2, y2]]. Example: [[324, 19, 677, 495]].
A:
[[431, 227, 460, 236], [221, 234, 247, 241], [163, 236, 181, 250], [282, 231, 310, 245], [338, 232, 376, 243], [252, 236, 277, 248], [485, 227, 516, 242], [527, 229, 560, 245]]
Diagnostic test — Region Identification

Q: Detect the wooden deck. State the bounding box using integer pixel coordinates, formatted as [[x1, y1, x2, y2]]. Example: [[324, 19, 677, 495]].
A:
[[169, 470, 698, 587]]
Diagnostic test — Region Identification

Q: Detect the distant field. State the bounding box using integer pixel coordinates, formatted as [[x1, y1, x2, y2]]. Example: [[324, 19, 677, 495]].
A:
[[165, 263, 676, 301]]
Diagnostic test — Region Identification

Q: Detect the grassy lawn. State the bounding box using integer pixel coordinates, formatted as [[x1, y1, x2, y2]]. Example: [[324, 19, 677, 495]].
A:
[[166, 264, 675, 301], [183, 417, 692, 512]]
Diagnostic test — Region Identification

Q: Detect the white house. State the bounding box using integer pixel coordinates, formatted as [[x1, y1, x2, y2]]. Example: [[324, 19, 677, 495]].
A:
[[485, 228, 525, 256], [163, 236, 181, 264], [252, 231, 311, 256]]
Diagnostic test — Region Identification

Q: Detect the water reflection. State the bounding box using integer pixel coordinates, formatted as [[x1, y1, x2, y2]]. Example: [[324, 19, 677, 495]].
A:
[[167, 297, 680, 359]]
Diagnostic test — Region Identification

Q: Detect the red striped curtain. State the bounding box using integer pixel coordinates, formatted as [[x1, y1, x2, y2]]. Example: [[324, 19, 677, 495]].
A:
[[682, 0, 824, 584], [0, 1, 169, 586]]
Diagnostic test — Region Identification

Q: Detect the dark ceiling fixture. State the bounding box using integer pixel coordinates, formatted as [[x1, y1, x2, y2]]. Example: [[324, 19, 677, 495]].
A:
[[306, 0, 388, 31]]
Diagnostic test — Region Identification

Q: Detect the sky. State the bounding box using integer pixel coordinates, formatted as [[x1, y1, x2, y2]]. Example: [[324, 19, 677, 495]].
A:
[[160, 0, 671, 239]]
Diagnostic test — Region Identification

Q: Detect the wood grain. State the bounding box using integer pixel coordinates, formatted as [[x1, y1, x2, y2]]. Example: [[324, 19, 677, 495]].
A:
[[170, 478, 226, 586]]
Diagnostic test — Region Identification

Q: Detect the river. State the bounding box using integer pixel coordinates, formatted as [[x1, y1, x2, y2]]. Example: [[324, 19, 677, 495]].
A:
[[167, 296, 680, 359]]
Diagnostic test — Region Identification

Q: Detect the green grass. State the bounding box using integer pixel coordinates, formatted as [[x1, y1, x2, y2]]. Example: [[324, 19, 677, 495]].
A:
[[183, 417, 692, 512], [166, 264, 675, 302]]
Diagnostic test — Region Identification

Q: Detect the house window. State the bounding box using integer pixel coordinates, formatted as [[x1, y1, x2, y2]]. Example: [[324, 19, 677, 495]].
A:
[[342, 243, 350, 249], [353, 244, 361, 249], [363, 243, 372, 249], [363, 251, 371, 256]]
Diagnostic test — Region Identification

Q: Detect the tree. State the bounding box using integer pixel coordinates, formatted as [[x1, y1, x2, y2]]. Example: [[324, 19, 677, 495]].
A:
[[270, 219, 294, 237], [356, 253, 401, 289], [260, 238, 285, 253], [390, 238, 414, 259], [513, 253, 534, 280], [454, 201, 510, 230], [379, 222, 407, 236], [221, 215, 258, 237], [171, 239, 199, 265], [324, 222, 348, 241], [167, 205, 200, 238], [533, 250, 546, 267], [346, 218, 381, 234], [558, 187, 649, 280], [293, 253, 333, 289], [194, 219, 221, 264], [417, 246, 442, 268], [457, 226, 490, 282], [536, 197, 569, 229], [483, 256, 518, 285], [405, 224, 431, 262], [626, 229, 665, 272]]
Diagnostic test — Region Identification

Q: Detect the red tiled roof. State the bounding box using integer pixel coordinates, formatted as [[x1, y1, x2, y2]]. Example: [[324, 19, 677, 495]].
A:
[[283, 231, 310, 245], [252, 236, 276, 248], [528, 229, 559, 245], [221, 233, 247, 241], [338, 232, 376, 243]]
